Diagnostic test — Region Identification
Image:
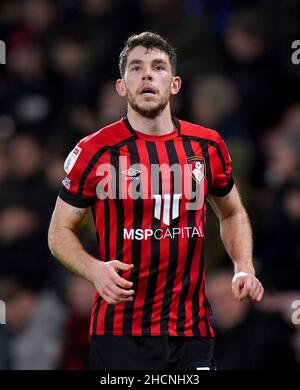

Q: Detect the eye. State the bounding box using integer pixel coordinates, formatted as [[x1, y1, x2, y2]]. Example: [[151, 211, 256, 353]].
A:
[[131, 65, 141, 71], [154, 65, 164, 71]]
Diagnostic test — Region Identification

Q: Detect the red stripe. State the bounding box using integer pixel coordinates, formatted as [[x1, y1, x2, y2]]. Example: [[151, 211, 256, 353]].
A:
[[93, 200, 104, 261], [208, 142, 229, 188], [97, 298, 108, 334], [131, 139, 152, 335], [204, 277, 215, 336], [113, 146, 132, 334], [167, 138, 190, 335], [150, 141, 171, 335], [89, 294, 98, 335], [184, 210, 204, 336], [90, 151, 110, 335], [183, 140, 205, 335], [197, 275, 206, 335], [108, 149, 117, 263], [197, 205, 208, 336]]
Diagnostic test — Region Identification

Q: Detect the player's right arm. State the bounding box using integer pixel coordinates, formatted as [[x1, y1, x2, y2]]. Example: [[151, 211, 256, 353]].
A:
[[48, 196, 135, 305]]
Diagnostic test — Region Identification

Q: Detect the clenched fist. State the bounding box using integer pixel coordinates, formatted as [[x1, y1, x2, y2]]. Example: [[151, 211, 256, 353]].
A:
[[232, 272, 264, 303]]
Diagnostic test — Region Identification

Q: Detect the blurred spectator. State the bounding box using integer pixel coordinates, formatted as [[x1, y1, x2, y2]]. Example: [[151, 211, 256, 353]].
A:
[[22, 0, 58, 37], [0, 277, 65, 369], [96, 80, 127, 127], [261, 291, 300, 366], [263, 133, 300, 189], [207, 270, 298, 369], [280, 102, 300, 134], [255, 120, 300, 290], [0, 145, 10, 184], [223, 6, 294, 138], [0, 134, 50, 218], [0, 205, 52, 291], [60, 275, 95, 370], [7, 43, 56, 136], [190, 73, 249, 140], [68, 105, 97, 138], [0, 115, 16, 140], [255, 175, 300, 291], [139, 0, 224, 77]]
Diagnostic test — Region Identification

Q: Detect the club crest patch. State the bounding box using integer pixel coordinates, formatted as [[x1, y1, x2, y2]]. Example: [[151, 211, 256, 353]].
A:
[[187, 156, 206, 184]]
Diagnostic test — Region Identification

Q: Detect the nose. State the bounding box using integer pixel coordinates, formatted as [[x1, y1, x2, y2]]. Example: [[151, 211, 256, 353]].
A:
[[142, 74, 153, 81], [142, 68, 153, 81]]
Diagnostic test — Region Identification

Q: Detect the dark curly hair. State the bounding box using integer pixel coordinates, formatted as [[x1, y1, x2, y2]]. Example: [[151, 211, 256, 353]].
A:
[[119, 31, 177, 78]]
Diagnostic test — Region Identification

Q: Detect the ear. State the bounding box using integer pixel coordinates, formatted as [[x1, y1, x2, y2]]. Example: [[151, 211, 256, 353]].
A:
[[116, 79, 127, 97], [170, 76, 182, 96]]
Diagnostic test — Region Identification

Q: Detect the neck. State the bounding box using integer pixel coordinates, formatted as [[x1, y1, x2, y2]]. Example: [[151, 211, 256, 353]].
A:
[[126, 104, 174, 135]]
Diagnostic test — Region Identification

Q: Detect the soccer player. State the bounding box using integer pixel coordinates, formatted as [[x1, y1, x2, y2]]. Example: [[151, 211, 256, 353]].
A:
[[48, 32, 264, 370]]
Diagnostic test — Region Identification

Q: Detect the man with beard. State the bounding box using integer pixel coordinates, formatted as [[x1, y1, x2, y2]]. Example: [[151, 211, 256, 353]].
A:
[[48, 32, 264, 369]]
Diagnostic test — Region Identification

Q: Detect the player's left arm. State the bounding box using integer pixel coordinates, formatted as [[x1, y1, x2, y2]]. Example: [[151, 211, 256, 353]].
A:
[[208, 184, 264, 303]]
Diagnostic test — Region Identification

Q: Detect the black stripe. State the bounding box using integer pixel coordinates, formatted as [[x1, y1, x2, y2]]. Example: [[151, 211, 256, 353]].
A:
[[197, 138, 213, 336], [171, 116, 181, 135], [190, 140, 210, 336], [59, 186, 94, 208], [92, 295, 102, 334], [123, 116, 136, 137], [202, 282, 212, 336], [210, 176, 234, 197], [122, 139, 143, 335], [104, 197, 110, 261], [176, 139, 199, 335], [200, 141, 212, 195], [97, 168, 111, 334], [214, 144, 226, 175], [141, 142, 161, 334], [91, 202, 103, 334], [191, 210, 205, 337], [211, 142, 234, 190], [77, 136, 136, 197], [199, 203, 213, 339], [160, 140, 180, 333], [92, 199, 108, 334]]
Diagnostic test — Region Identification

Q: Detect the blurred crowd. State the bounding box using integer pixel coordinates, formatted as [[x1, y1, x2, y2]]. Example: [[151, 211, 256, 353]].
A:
[[0, 0, 299, 369]]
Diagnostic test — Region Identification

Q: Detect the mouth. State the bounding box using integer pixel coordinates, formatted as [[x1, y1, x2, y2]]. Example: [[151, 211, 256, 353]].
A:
[[139, 85, 158, 96]]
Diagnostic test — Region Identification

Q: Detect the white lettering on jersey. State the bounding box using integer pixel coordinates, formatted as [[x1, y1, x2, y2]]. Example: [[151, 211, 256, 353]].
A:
[[123, 226, 203, 240]]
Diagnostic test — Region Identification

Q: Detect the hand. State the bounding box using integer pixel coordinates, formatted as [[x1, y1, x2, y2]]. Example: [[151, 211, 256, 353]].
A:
[[93, 260, 135, 305], [232, 272, 264, 303]]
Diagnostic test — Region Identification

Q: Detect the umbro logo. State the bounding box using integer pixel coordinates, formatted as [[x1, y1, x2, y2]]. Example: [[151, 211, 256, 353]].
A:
[[122, 167, 140, 181]]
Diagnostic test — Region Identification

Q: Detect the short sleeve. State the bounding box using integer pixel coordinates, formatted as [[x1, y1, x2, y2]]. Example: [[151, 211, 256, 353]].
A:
[[209, 134, 234, 197], [59, 141, 96, 208]]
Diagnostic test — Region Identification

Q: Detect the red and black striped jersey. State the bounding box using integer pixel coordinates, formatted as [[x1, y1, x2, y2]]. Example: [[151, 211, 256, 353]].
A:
[[59, 117, 234, 337]]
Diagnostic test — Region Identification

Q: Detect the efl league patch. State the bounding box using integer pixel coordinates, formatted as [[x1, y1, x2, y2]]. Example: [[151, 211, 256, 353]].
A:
[[62, 177, 71, 189], [64, 145, 82, 174], [187, 156, 206, 184]]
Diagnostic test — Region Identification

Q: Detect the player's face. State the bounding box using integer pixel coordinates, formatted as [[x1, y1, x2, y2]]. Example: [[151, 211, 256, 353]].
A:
[[117, 46, 181, 118]]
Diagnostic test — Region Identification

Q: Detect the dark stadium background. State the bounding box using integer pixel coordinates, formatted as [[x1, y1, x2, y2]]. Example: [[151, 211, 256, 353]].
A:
[[0, 0, 299, 369]]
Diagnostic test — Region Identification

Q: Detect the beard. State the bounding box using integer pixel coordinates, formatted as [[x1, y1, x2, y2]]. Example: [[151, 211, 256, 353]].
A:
[[126, 89, 170, 119]]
